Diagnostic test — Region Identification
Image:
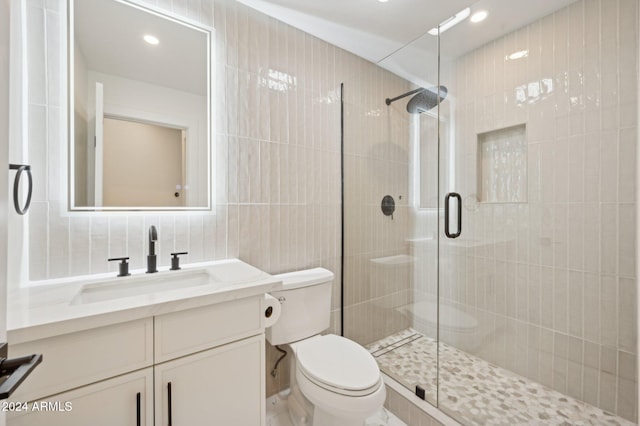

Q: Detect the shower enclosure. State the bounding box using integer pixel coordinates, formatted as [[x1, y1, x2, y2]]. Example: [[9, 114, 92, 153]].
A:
[[343, 1, 638, 424]]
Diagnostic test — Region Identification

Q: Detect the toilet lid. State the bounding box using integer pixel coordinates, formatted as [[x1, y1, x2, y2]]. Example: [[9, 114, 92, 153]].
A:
[[295, 335, 380, 393]]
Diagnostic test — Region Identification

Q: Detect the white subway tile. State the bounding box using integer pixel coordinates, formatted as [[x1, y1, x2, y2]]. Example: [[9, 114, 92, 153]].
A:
[[69, 216, 90, 277], [174, 216, 189, 256], [28, 105, 48, 203], [202, 208, 218, 259], [127, 216, 145, 271], [45, 10, 61, 107], [89, 216, 109, 275], [47, 203, 69, 279], [158, 216, 175, 268], [27, 4, 46, 105], [601, 130, 619, 202], [600, 275, 618, 347], [600, 204, 618, 274], [618, 277, 637, 353], [108, 216, 127, 262], [187, 215, 204, 263], [567, 205, 584, 270], [583, 273, 600, 343], [618, 128, 636, 203], [618, 204, 636, 277]]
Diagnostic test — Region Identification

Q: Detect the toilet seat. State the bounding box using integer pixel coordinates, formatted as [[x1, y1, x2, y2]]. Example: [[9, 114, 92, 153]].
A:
[[293, 334, 381, 397]]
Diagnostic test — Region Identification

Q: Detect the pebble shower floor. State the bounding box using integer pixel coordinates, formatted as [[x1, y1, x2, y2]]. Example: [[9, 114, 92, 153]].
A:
[[367, 329, 634, 426]]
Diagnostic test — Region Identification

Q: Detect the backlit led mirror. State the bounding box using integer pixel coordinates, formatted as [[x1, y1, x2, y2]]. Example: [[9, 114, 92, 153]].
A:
[[69, 0, 212, 210]]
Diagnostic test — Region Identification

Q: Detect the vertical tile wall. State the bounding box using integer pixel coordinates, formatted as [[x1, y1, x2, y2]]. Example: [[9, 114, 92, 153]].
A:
[[432, 0, 637, 421], [22, 0, 412, 399]]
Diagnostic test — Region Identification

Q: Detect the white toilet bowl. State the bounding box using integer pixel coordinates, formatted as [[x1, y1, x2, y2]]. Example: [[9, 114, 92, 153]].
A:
[[289, 334, 386, 426]]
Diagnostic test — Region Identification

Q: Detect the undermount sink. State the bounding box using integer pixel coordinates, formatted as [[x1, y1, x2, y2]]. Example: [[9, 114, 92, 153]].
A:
[[67, 259, 273, 306], [70, 269, 213, 305]]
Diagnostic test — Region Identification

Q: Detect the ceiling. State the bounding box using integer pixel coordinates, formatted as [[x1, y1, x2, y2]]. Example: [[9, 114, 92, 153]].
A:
[[237, 0, 579, 87], [75, 0, 208, 96]]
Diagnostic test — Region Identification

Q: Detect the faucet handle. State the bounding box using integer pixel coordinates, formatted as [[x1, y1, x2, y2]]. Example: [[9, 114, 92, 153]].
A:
[[108, 257, 131, 277], [170, 252, 188, 271]]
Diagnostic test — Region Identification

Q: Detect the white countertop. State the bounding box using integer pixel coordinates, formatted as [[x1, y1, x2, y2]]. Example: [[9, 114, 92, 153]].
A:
[[8, 259, 282, 345]]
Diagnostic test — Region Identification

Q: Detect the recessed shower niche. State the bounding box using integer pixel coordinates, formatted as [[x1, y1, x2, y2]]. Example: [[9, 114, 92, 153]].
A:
[[477, 124, 527, 203]]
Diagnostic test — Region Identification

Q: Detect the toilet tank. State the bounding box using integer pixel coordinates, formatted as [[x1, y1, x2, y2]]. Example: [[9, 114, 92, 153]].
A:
[[266, 268, 334, 346]]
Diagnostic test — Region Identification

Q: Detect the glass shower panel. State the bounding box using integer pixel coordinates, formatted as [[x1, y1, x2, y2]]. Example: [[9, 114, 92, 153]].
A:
[[362, 28, 442, 406]]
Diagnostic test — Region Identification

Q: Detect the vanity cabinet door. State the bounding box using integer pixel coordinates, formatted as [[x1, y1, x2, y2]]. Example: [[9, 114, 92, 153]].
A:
[[8, 367, 153, 426], [155, 334, 265, 426]]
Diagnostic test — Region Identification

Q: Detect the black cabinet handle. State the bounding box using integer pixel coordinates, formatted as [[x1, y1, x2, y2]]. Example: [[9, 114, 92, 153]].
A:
[[9, 164, 32, 216], [136, 392, 141, 426], [0, 353, 43, 399], [444, 192, 462, 239], [167, 381, 172, 426]]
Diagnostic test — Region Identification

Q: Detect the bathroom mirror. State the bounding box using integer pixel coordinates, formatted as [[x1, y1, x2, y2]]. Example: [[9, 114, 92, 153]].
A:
[[68, 0, 212, 210]]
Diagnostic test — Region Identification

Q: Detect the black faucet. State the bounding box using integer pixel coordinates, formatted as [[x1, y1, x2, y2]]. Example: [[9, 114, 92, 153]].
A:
[[147, 225, 158, 273]]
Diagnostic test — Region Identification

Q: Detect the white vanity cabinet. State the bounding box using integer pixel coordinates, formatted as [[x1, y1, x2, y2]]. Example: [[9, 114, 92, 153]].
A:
[[154, 296, 265, 425], [155, 335, 264, 425], [7, 294, 267, 426], [8, 368, 154, 426]]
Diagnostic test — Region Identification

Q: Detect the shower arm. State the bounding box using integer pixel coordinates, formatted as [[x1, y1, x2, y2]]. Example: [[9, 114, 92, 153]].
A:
[[385, 87, 426, 105]]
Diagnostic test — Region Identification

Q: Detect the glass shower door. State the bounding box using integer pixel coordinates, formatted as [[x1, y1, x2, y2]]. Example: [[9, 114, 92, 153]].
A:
[[435, 21, 527, 424]]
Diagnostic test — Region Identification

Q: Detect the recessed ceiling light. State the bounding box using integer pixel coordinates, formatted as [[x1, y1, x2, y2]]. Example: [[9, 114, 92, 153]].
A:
[[143, 34, 159, 45], [470, 10, 488, 23], [428, 8, 470, 36], [378, 0, 389, 2]]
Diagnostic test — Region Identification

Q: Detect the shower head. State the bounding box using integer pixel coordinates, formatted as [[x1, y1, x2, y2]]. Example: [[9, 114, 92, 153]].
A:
[[406, 85, 448, 114]]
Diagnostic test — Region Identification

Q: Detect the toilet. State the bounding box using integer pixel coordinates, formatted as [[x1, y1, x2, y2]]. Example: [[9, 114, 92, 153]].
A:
[[266, 268, 386, 426]]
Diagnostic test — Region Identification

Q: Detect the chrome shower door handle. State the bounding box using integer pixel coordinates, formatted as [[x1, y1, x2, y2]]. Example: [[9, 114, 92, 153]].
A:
[[444, 192, 462, 239]]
